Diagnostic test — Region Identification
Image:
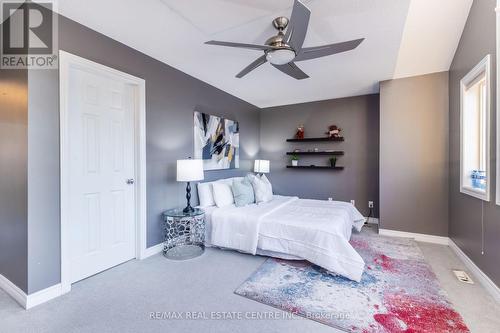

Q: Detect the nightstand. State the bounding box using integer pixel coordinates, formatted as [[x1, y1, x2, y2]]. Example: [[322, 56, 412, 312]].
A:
[[161, 208, 205, 260]]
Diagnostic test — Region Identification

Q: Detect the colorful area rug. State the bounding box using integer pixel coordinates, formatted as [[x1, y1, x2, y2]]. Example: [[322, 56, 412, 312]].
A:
[[235, 233, 469, 332]]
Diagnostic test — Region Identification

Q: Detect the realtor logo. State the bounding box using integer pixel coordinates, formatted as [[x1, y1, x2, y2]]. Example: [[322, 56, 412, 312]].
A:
[[1, 0, 58, 69]]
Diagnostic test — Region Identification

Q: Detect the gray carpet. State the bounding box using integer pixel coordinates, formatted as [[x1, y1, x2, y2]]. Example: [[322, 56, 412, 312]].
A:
[[1, 226, 499, 333]]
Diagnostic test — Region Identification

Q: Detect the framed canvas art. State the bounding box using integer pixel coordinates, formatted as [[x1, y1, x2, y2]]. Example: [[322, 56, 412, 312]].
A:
[[194, 111, 239, 170]]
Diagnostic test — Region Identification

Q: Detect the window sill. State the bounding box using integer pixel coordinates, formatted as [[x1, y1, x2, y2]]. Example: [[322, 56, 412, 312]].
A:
[[461, 186, 490, 202]]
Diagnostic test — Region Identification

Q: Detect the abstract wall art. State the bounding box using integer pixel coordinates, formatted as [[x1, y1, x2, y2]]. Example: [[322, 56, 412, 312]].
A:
[[194, 111, 239, 170]]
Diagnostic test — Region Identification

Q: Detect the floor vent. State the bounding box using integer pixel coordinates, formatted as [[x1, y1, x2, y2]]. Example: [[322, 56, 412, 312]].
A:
[[453, 270, 474, 284]]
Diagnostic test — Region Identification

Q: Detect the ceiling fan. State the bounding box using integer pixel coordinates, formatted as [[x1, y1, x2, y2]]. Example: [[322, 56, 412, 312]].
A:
[[205, 0, 365, 80]]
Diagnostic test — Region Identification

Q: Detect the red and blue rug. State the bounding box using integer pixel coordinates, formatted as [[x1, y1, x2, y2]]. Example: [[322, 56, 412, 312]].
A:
[[235, 233, 469, 332]]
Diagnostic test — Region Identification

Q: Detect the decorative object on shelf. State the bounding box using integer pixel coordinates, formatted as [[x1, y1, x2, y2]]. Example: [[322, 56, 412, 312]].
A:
[[254, 160, 270, 174], [295, 124, 305, 140], [194, 111, 239, 170], [162, 208, 205, 260], [329, 157, 337, 167], [177, 158, 204, 213], [326, 125, 342, 139], [290, 154, 299, 167], [314, 148, 319, 152], [293, 148, 301, 153]]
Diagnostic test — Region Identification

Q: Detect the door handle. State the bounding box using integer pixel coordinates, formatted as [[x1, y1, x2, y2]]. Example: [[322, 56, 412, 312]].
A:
[[126, 179, 135, 185]]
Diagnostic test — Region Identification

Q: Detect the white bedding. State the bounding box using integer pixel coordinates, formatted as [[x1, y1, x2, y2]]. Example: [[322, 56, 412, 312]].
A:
[[206, 196, 366, 282]]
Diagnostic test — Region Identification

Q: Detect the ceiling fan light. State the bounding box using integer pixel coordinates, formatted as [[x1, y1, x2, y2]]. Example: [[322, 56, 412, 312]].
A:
[[266, 49, 296, 65]]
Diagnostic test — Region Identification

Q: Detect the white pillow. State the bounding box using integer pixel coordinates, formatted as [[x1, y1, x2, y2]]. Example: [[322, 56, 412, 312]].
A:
[[250, 174, 273, 204], [197, 182, 215, 207], [212, 182, 235, 208], [197, 177, 243, 207]]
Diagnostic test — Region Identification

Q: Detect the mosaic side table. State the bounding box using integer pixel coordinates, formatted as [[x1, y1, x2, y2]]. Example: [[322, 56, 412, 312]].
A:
[[161, 208, 205, 260]]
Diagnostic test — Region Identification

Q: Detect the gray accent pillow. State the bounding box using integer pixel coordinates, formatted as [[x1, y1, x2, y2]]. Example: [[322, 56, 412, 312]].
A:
[[232, 177, 255, 207]]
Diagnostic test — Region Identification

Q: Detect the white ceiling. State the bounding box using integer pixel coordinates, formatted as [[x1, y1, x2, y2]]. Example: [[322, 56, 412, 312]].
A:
[[57, 0, 473, 108]]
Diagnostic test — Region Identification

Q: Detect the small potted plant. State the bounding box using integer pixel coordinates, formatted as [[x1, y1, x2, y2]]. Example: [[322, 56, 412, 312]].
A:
[[329, 157, 337, 167], [291, 154, 299, 167]]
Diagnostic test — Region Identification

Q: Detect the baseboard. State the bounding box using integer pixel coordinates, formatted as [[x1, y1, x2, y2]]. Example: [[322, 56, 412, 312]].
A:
[[0, 274, 27, 308], [140, 243, 163, 259], [0, 274, 63, 309], [378, 229, 449, 245], [448, 239, 500, 304], [26, 284, 63, 309]]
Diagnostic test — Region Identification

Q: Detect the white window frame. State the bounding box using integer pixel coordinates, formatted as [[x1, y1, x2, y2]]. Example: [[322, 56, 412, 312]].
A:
[[496, 0, 500, 205], [460, 54, 491, 201]]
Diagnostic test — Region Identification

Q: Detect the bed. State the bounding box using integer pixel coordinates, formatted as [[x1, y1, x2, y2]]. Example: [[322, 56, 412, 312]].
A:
[[198, 179, 366, 282]]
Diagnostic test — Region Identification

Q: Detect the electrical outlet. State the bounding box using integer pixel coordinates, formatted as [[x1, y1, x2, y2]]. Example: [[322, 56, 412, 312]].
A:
[[350, 200, 356, 206], [452, 270, 474, 284], [328, 197, 333, 202], [368, 201, 374, 209]]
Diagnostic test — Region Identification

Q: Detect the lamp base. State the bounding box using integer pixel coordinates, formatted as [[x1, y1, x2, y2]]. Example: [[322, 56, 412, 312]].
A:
[[183, 205, 195, 214], [183, 181, 194, 214]]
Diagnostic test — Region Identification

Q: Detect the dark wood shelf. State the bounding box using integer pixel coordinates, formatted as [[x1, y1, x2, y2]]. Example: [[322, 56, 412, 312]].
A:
[[287, 137, 345, 142], [286, 151, 344, 156], [287, 166, 345, 170]]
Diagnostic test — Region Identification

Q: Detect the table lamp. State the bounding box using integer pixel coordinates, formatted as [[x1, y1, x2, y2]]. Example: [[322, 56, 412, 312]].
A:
[[177, 158, 204, 213], [254, 160, 270, 175]]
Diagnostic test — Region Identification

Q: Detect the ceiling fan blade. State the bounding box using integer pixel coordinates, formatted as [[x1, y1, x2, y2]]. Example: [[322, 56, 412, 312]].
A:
[[294, 38, 365, 62], [205, 40, 273, 51], [236, 55, 268, 78], [284, 0, 311, 52], [272, 62, 309, 80]]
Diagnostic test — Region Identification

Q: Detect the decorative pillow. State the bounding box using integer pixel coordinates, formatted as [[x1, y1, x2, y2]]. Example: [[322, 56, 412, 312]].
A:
[[250, 174, 273, 204], [197, 182, 215, 207], [197, 177, 243, 207], [212, 182, 235, 208], [232, 178, 255, 207]]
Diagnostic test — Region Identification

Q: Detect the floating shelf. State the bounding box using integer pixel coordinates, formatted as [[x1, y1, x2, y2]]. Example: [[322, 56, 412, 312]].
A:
[[287, 137, 345, 142], [287, 166, 345, 170], [286, 151, 344, 156]]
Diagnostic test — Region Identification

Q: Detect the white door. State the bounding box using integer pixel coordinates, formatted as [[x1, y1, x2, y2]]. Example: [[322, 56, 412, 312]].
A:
[[68, 65, 136, 283]]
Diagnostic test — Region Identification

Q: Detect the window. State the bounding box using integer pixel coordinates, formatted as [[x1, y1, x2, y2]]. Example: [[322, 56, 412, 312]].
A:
[[460, 55, 491, 201]]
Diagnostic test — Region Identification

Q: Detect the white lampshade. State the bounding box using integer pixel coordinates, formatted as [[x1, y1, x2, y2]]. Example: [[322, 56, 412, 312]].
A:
[[265, 49, 296, 65], [254, 160, 270, 173], [177, 159, 204, 182]]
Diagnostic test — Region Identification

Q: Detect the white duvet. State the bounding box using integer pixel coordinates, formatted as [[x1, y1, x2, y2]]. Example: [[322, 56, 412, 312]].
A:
[[208, 196, 366, 282]]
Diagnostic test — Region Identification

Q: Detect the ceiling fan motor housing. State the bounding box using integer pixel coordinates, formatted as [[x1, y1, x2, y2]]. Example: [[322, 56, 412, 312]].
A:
[[266, 17, 295, 54], [266, 34, 291, 49]]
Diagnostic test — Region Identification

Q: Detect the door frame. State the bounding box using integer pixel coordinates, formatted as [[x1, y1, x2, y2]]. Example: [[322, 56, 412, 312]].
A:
[[59, 50, 147, 294]]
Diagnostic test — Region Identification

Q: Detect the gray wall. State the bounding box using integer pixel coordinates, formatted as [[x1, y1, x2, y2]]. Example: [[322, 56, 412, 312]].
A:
[[27, 70, 61, 293], [25, 14, 259, 293], [380, 72, 449, 236], [260, 95, 380, 217], [449, 0, 500, 287], [0, 69, 28, 293]]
